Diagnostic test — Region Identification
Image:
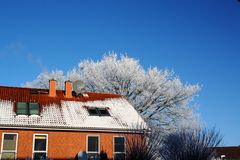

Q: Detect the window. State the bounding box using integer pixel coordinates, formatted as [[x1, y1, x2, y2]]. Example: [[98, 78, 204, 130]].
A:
[[114, 137, 126, 160], [1, 133, 18, 160], [98, 108, 110, 116], [29, 103, 40, 115], [33, 134, 48, 160], [87, 136, 99, 159], [87, 108, 99, 116], [16, 102, 40, 116], [16, 102, 28, 115], [87, 108, 110, 116]]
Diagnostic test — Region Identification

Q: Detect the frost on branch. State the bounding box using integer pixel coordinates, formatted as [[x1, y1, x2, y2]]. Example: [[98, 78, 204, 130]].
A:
[[24, 70, 66, 89], [23, 53, 201, 132]]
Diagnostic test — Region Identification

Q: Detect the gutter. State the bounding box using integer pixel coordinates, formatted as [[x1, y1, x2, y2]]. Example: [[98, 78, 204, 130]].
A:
[[0, 125, 146, 133]]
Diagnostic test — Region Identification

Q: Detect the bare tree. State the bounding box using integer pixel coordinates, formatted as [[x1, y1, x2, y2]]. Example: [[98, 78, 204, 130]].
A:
[[123, 126, 160, 160], [159, 128, 222, 160]]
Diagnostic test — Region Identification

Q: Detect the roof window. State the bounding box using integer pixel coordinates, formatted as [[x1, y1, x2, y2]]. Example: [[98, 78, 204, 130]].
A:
[[16, 102, 40, 116], [88, 108, 99, 116], [87, 107, 110, 116], [98, 108, 110, 116]]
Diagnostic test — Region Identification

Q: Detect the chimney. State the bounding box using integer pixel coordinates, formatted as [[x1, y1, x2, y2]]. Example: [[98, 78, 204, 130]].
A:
[[49, 79, 56, 97], [65, 80, 72, 98]]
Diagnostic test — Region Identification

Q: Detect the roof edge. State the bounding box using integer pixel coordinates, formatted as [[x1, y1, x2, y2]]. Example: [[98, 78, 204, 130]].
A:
[[0, 85, 123, 97], [0, 125, 147, 133]]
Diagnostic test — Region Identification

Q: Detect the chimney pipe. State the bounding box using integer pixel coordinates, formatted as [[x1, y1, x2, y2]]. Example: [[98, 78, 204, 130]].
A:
[[65, 81, 72, 98], [49, 79, 56, 97]]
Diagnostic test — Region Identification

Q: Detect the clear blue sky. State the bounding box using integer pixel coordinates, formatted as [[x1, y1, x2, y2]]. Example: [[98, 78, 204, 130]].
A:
[[0, 0, 240, 146]]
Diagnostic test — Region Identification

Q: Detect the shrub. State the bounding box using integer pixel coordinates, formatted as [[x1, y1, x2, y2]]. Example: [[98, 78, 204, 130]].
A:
[[159, 128, 222, 160], [125, 129, 160, 160]]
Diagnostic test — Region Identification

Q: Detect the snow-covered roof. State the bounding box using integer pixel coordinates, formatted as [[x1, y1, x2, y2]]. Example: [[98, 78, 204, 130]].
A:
[[0, 86, 146, 131]]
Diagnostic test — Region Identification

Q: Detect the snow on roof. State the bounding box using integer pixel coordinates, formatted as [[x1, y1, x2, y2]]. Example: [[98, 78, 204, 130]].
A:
[[0, 86, 146, 131]]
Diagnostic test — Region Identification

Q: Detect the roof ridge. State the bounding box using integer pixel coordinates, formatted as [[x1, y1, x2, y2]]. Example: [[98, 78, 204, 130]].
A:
[[0, 86, 48, 90], [0, 86, 123, 96], [85, 91, 122, 96], [0, 85, 123, 105]]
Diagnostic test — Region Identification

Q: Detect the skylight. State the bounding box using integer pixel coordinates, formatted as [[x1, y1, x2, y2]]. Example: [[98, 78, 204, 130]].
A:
[[87, 107, 110, 116], [87, 108, 99, 116], [16, 102, 40, 116], [98, 108, 110, 116]]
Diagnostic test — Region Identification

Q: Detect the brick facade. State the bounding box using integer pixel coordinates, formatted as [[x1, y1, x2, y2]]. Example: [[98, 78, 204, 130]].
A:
[[0, 129, 131, 160], [0, 84, 146, 160]]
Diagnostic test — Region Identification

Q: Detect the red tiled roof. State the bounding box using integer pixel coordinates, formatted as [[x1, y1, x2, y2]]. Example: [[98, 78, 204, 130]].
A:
[[0, 86, 122, 109], [0, 86, 147, 130], [214, 146, 240, 159]]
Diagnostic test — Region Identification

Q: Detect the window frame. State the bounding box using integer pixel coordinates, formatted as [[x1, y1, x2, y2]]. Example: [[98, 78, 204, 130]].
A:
[[86, 135, 100, 157], [0, 132, 18, 160], [16, 102, 40, 116], [32, 134, 48, 159], [113, 136, 126, 160]]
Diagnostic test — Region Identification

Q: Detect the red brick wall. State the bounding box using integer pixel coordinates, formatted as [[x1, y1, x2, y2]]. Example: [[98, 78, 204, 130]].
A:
[[0, 129, 132, 160]]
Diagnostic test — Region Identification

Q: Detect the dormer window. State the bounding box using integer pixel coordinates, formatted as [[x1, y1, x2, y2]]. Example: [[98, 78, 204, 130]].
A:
[[87, 108, 110, 116], [16, 102, 40, 116]]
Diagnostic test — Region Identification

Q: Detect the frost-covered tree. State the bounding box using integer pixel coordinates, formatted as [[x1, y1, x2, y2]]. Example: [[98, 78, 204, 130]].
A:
[[24, 53, 200, 132], [24, 70, 66, 90]]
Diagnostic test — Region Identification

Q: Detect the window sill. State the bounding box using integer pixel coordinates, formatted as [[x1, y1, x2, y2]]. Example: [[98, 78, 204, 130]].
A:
[[15, 115, 40, 117], [15, 115, 28, 117], [30, 115, 40, 117]]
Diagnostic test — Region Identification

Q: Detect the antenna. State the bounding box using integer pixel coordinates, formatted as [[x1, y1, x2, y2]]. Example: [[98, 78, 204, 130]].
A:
[[73, 80, 85, 95]]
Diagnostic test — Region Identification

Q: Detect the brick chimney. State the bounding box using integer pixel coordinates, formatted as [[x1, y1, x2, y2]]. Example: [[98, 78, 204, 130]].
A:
[[65, 80, 72, 98], [49, 79, 56, 97]]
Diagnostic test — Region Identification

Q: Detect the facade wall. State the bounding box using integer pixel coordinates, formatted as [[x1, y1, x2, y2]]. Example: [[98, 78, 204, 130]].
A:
[[0, 128, 130, 160]]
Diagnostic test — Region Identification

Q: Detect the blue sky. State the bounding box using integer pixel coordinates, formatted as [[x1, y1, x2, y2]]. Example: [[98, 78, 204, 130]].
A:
[[0, 0, 240, 145]]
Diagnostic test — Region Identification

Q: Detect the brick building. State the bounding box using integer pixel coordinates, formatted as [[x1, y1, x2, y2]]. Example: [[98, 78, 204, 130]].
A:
[[0, 80, 146, 160], [212, 146, 240, 160]]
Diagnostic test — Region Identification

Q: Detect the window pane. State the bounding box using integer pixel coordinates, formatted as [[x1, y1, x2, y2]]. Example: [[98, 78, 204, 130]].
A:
[[1, 152, 15, 160], [88, 108, 99, 116], [34, 135, 47, 151], [3, 134, 17, 150], [17, 102, 28, 115], [114, 137, 125, 152], [88, 136, 99, 152], [98, 108, 110, 116], [114, 153, 126, 160], [33, 153, 47, 160], [29, 103, 40, 115]]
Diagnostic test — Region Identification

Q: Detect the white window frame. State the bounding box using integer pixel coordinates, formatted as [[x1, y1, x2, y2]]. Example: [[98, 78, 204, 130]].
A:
[[0, 132, 18, 160], [113, 136, 126, 160], [86, 135, 100, 155], [32, 134, 48, 159]]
